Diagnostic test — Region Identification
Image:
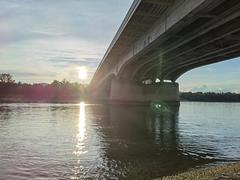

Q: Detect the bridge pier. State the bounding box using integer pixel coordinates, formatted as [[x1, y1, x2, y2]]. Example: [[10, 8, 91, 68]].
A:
[[109, 78, 179, 103]]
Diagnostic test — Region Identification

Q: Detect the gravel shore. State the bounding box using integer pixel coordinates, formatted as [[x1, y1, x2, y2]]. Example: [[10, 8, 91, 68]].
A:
[[159, 162, 240, 180]]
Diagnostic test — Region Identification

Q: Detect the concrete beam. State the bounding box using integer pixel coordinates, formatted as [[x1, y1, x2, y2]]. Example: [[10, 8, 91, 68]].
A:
[[135, 11, 162, 18], [123, 4, 240, 81], [91, 0, 240, 94], [164, 43, 240, 79], [142, 0, 174, 6], [170, 49, 240, 81], [116, 0, 210, 77]]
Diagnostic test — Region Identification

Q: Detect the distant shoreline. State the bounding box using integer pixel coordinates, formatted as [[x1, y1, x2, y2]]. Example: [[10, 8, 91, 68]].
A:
[[180, 100, 240, 103], [1, 80, 240, 103], [0, 98, 84, 104], [1, 99, 240, 104], [180, 92, 240, 102]]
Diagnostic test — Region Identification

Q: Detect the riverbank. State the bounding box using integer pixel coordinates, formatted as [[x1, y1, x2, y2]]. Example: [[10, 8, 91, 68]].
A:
[[0, 98, 85, 104], [159, 162, 240, 180]]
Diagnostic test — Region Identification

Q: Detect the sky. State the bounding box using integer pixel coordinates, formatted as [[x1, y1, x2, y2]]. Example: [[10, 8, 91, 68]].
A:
[[0, 0, 240, 92]]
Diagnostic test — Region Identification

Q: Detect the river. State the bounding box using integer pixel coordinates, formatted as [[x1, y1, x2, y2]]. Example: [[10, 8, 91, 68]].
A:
[[0, 102, 239, 179]]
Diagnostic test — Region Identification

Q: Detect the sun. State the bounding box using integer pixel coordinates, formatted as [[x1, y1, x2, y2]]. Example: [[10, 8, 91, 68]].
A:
[[78, 67, 87, 80]]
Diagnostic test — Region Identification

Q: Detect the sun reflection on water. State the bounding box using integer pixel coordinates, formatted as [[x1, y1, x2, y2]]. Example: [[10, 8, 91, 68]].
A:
[[73, 102, 87, 156], [72, 102, 88, 179], [77, 102, 86, 142]]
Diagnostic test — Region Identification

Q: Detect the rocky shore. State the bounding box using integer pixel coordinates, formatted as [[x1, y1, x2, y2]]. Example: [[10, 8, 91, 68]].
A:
[[159, 162, 240, 180]]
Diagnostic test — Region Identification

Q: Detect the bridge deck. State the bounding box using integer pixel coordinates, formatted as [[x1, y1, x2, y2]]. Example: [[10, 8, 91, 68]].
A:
[[91, 0, 240, 89]]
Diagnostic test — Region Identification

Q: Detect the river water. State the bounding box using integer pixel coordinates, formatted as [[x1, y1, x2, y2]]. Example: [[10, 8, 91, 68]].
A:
[[0, 102, 240, 179]]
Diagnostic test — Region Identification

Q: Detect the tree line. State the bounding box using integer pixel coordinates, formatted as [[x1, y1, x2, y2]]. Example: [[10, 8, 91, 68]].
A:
[[0, 73, 87, 103], [180, 92, 240, 102], [1, 73, 240, 103]]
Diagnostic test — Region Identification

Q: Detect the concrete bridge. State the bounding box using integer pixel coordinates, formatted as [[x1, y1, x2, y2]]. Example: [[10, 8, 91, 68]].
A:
[[90, 0, 240, 103]]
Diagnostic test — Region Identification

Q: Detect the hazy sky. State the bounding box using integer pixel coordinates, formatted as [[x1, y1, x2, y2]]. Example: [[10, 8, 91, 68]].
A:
[[0, 0, 240, 92]]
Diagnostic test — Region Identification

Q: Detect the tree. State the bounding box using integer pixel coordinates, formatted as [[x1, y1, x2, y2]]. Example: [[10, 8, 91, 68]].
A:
[[61, 79, 70, 87], [0, 73, 15, 83], [51, 80, 61, 87]]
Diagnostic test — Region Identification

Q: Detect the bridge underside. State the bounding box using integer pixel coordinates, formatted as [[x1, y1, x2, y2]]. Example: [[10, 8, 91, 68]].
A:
[[119, 0, 240, 83], [91, 0, 240, 103]]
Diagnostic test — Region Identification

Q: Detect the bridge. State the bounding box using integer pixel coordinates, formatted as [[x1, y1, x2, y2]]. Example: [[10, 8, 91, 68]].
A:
[[90, 0, 240, 103]]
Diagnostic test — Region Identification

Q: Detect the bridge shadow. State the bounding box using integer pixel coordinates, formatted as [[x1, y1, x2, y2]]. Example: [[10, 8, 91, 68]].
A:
[[89, 103, 219, 179]]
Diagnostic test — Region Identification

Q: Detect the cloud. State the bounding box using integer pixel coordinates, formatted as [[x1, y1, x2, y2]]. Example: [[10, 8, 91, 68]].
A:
[[12, 71, 55, 78], [191, 85, 208, 92], [187, 82, 240, 93], [0, 0, 134, 83], [48, 57, 100, 68], [206, 67, 216, 72], [2, 0, 239, 90]]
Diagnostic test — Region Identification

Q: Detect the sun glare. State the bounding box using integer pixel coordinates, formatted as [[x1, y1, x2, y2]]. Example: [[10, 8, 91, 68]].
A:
[[78, 67, 87, 80]]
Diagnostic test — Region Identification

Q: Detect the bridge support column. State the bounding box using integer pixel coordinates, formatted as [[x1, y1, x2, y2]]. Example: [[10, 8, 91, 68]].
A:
[[109, 78, 179, 103]]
